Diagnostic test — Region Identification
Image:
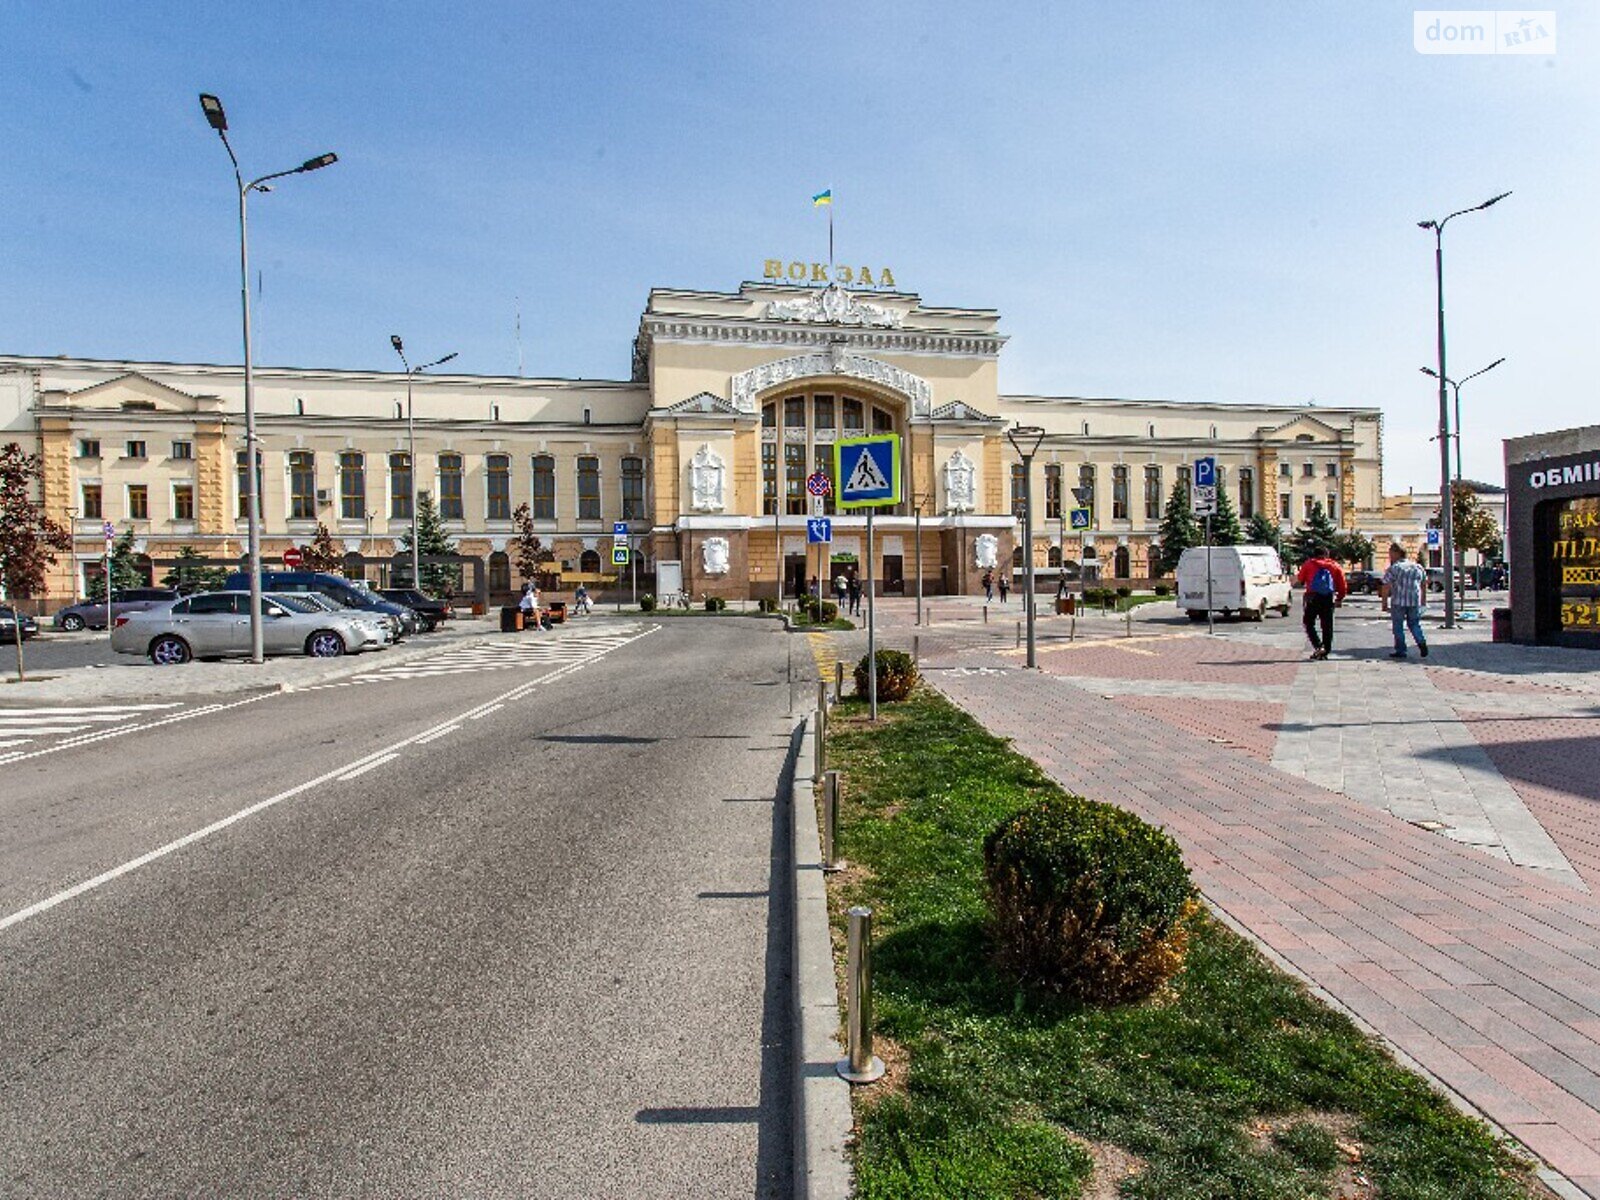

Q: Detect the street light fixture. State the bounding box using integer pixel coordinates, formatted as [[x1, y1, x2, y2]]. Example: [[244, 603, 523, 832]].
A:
[[198, 92, 337, 663], [1418, 191, 1510, 629], [1006, 424, 1047, 667], [1421, 357, 1504, 592], [390, 337, 459, 592]]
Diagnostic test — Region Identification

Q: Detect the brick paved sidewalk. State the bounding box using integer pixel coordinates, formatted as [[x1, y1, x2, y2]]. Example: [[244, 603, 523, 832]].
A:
[[928, 661, 1600, 1198]]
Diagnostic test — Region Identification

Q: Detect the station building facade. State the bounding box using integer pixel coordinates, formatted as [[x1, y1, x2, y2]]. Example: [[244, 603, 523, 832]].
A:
[[0, 279, 1385, 604]]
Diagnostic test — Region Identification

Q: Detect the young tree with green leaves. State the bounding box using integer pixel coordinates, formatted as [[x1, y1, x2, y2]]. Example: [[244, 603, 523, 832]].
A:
[[0, 442, 72, 680], [1209, 484, 1243, 547], [512, 503, 543, 584], [298, 522, 344, 573], [399, 492, 460, 595], [86, 530, 145, 601], [1443, 484, 1501, 559], [1244, 512, 1282, 551], [160, 545, 230, 593], [1330, 529, 1375, 568], [1153, 481, 1200, 575], [1283, 502, 1340, 568]]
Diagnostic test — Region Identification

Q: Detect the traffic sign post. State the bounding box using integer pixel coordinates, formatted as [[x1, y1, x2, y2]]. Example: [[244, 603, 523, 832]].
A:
[[807, 517, 832, 545], [1069, 507, 1091, 530], [612, 545, 629, 566], [282, 546, 303, 568], [102, 523, 114, 637], [1194, 458, 1217, 636], [835, 436, 902, 721]]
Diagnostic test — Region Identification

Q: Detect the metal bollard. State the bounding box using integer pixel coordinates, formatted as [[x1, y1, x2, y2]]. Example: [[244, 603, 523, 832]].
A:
[[1125, 607, 1133, 637], [1070, 614, 1077, 642], [834, 660, 845, 704], [818, 678, 829, 713], [1016, 620, 1021, 648], [836, 906, 886, 1083], [913, 634, 920, 666], [822, 770, 844, 872], [983, 604, 989, 625], [814, 696, 826, 783]]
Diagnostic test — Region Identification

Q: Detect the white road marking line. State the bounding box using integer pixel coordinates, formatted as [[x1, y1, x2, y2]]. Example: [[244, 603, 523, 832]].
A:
[[0, 703, 180, 715], [336, 753, 400, 781], [414, 725, 459, 744], [0, 624, 658, 935], [0, 714, 144, 727], [0, 698, 264, 767], [467, 704, 503, 719]]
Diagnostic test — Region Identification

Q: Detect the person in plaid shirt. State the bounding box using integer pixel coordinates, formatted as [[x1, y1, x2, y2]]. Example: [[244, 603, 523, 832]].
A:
[[1380, 542, 1429, 659]]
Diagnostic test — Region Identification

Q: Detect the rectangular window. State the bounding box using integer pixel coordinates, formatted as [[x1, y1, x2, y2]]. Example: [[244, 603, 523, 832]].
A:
[[127, 484, 149, 520], [1045, 464, 1062, 519], [761, 442, 777, 516], [170, 440, 193, 460], [1238, 467, 1254, 519], [785, 442, 806, 515], [577, 456, 601, 520], [1280, 462, 1292, 478], [339, 451, 365, 520], [236, 450, 262, 519], [173, 483, 195, 521], [842, 398, 864, 432], [439, 452, 465, 520], [812, 445, 833, 516], [621, 456, 645, 521], [289, 450, 316, 520], [1176, 464, 1192, 492], [485, 454, 510, 521], [813, 395, 834, 430], [78, 439, 100, 458], [1302, 461, 1315, 479], [1326, 462, 1340, 478], [1011, 462, 1026, 519], [125, 440, 146, 459], [1077, 464, 1095, 511], [784, 396, 806, 430], [532, 455, 555, 520], [81, 483, 102, 519], [1144, 465, 1162, 520], [390, 452, 412, 519], [1304, 495, 1315, 521], [1327, 493, 1338, 522], [1112, 465, 1129, 520], [1281, 493, 1292, 519]]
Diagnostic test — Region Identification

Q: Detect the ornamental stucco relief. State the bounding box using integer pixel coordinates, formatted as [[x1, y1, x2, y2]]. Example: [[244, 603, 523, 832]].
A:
[[974, 533, 999, 570], [943, 448, 977, 514], [688, 444, 726, 512], [730, 352, 932, 417], [703, 536, 730, 576], [765, 283, 904, 329]]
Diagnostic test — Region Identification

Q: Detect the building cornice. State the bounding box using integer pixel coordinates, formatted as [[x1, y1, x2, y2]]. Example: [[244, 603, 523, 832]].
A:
[[637, 315, 1005, 361], [1000, 394, 1382, 418]]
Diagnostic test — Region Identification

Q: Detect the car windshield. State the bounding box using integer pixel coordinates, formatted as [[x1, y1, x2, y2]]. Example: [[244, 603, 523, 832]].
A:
[[268, 594, 322, 614]]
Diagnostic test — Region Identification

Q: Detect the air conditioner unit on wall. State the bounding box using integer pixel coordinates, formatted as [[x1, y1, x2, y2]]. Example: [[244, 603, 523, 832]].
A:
[[316, 489, 331, 506]]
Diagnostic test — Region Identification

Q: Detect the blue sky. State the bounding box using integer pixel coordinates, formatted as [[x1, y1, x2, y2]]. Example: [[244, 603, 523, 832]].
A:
[[2, 2, 1593, 492]]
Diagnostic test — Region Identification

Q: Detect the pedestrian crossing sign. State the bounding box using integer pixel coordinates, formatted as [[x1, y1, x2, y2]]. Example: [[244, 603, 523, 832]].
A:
[[1069, 507, 1092, 530], [834, 435, 901, 509], [612, 545, 629, 566]]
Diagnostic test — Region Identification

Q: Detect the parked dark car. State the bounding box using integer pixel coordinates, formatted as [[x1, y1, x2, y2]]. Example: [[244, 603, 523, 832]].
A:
[[0, 606, 39, 641], [378, 588, 452, 632], [1345, 570, 1383, 595], [53, 588, 181, 631], [222, 571, 419, 637]]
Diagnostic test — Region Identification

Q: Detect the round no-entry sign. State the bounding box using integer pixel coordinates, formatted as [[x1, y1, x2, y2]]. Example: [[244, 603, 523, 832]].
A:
[[282, 547, 304, 568]]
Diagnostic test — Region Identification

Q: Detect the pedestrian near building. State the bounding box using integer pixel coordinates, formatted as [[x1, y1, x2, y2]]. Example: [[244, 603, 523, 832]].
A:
[[997, 575, 1010, 604], [1295, 551, 1347, 660], [1380, 542, 1429, 659], [518, 581, 542, 631], [833, 572, 847, 606], [846, 574, 862, 617], [982, 570, 994, 602]]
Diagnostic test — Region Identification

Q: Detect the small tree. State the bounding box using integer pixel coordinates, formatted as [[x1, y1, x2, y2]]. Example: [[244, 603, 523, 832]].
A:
[[1209, 484, 1243, 547], [160, 545, 230, 593], [398, 492, 459, 595], [0, 442, 73, 681], [1330, 529, 1375, 568], [1284, 502, 1340, 567], [1444, 484, 1501, 559], [86, 530, 145, 600], [299, 522, 344, 573], [1153, 481, 1200, 575], [1244, 512, 1282, 551], [512, 502, 543, 583]]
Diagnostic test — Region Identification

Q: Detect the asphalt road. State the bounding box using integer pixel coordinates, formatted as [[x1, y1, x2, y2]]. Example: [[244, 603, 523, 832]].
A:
[[2, 631, 120, 673], [0, 616, 798, 1199]]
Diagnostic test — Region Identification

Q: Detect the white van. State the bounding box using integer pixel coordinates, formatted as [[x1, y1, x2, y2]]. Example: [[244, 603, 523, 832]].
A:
[[1175, 545, 1292, 621]]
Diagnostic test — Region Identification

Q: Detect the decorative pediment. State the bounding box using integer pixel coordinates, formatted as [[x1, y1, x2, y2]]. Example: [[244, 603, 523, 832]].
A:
[[931, 400, 999, 423], [62, 373, 213, 413], [1263, 414, 1343, 442], [665, 391, 741, 416], [730, 352, 931, 417], [765, 284, 905, 329]]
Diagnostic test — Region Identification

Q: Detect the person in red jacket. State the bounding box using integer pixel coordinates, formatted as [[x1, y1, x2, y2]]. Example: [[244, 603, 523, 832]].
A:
[[1295, 552, 1348, 660]]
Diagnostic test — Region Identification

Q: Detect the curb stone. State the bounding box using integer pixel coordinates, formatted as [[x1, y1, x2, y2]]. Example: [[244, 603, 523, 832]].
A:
[[792, 714, 854, 1199]]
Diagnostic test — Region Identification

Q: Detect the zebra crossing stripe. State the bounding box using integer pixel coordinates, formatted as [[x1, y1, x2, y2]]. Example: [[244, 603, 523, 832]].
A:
[[350, 624, 653, 682], [0, 701, 188, 760]]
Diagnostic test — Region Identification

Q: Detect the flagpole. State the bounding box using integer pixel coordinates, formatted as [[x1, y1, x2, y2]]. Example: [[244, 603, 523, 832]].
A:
[[828, 204, 834, 269]]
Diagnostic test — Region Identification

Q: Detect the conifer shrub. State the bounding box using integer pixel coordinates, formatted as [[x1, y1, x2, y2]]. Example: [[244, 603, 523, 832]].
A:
[[757, 597, 779, 613], [704, 595, 727, 612], [853, 649, 918, 702], [983, 795, 1199, 1004], [639, 594, 656, 612]]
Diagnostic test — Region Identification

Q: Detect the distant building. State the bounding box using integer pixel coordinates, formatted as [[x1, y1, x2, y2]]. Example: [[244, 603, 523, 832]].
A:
[[0, 278, 1388, 604], [1380, 481, 1506, 569]]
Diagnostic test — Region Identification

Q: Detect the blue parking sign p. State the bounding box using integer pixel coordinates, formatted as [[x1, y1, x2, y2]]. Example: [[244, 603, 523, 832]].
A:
[[1194, 457, 1216, 488], [834, 436, 901, 509]]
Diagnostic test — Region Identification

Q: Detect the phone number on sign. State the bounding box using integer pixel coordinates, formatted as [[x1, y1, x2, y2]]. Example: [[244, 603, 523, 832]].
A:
[[1561, 602, 1600, 630]]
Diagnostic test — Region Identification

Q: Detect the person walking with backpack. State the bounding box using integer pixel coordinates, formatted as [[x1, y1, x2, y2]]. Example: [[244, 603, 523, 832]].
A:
[[1295, 550, 1347, 660], [1380, 542, 1429, 659]]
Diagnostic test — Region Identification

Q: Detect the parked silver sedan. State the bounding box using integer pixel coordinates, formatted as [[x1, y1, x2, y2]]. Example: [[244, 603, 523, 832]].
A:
[[111, 591, 391, 664]]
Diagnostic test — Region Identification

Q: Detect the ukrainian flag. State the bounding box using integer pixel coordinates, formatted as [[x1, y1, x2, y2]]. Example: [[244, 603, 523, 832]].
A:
[[812, 189, 832, 207]]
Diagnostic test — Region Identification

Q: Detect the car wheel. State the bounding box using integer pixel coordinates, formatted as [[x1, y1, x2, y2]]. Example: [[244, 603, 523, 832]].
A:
[[1253, 601, 1267, 622], [306, 630, 346, 658], [1186, 610, 1207, 622], [59, 613, 86, 632], [150, 635, 192, 665]]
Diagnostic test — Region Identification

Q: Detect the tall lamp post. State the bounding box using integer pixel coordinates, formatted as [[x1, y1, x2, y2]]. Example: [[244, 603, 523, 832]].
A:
[[199, 93, 337, 664], [913, 490, 929, 627], [1418, 191, 1510, 629], [1422, 356, 1504, 589], [1007, 424, 1047, 667], [389, 337, 458, 591]]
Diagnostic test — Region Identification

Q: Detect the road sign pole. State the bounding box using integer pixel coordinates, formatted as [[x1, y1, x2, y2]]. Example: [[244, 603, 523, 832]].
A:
[[1206, 513, 1215, 636], [867, 507, 877, 722], [914, 501, 923, 627]]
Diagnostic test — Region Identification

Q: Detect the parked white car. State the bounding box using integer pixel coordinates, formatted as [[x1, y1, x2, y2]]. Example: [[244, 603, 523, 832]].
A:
[[1175, 545, 1292, 621], [111, 591, 390, 664]]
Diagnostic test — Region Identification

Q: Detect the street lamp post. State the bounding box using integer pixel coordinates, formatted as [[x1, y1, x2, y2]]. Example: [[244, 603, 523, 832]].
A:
[[1007, 425, 1047, 667], [389, 338, 458, 592], [1418, 191, 1510, 629], [913, 490, 929, 626], [199, 93, 337, 663], [1422, 357, 1504, 591]]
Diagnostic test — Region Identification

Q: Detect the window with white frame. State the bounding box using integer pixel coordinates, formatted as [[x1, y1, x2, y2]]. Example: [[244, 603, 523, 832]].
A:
[[485, 454, 510, 521], [339, 451, 365, 520], [532, 455, 556, 520], [389, 452, 412, 519], [288, 450, 316, 520], [127, 484, 149, 520], [81, 483, 102, 519], [438, 452, 465, 520], [577, 456, 601, 520], [621, 457, 645, 521], [173, 483, 195, 521]]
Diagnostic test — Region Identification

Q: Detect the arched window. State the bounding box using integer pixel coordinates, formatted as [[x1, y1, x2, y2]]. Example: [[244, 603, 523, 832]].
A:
[[1011, 462, 1026, 518], [580, 548, 601, 573], [488, 551, 511, 592], [577, 457, 601, 520], [343, 550, 364, 580], [339, 451, 365, 520], [1114, 546, 1130, 578], [1047, 544, 1062, 568], [1112, 465, 1129, 520], [485, 454, 510, 521], [1077, 464, 1095, 510], [1012, 544, 1023, 567]]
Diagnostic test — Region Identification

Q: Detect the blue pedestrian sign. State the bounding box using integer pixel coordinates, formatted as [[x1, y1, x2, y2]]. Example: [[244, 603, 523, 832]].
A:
[[807, 517, 832, 544], [834, 436, 901, 509], [1194, 457, 1216, 488], [612, 545, 630, 566], [1069, 507, 1092, 530]]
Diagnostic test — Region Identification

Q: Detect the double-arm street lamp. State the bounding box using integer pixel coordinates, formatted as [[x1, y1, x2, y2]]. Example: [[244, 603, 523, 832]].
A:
[[199, 93, 337, 663], [1418, 191, 1510, 629], [389, 337, 459, 591], [1422, 356, 1504, 590], [1007, 424, 1047, 667]]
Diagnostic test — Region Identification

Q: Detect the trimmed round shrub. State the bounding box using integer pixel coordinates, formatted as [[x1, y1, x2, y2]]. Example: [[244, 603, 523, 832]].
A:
[[1153, 584, 1170, 597], [983, 795, 1198, 1004], [639, 593, 657, 612], [852, 648, 918, 702], [757, 596, 779, 614], [704, 595, 727, 612], [1115, 586, 1132, 598]]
